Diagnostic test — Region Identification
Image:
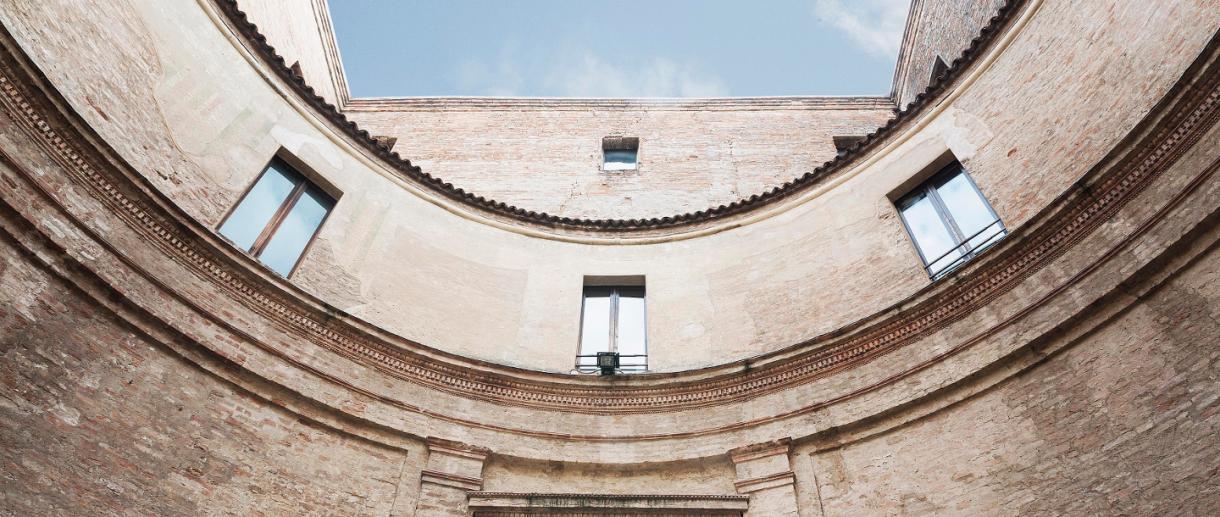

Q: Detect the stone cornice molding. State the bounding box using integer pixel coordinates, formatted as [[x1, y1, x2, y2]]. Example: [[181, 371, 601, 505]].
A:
[[343, 96, 894, 112], [733, 472, 797, 494], [0, 18, 1215, 433], [729, 438, 797, 495], [467, 492, 750, 512], [210, 0, 1024, 234], [426, 436, 492, 462], [420, 470, 484, 491], [308, 0, 349, 108], [727, 439, 791, 464], [891, 0, 929, 101]]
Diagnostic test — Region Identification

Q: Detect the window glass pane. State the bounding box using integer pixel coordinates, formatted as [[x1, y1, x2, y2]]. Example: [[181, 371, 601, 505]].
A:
[[935, 171, 999, 249], [616, 292, 647, 365], [603, 150, 637, 171], [257, 187, 332, 276], [579, 291, 611, 357], [900, 192, 961, 274], [219, 163, 298, 251]]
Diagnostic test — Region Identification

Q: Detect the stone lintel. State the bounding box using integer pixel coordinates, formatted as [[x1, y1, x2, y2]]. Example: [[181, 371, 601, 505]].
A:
[[467, 492, 750, 512], [421, 469, 484, 491]]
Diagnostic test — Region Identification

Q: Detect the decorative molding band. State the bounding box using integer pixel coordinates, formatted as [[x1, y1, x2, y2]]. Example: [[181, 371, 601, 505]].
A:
[[420, 469, 483, 491], [343, 96, 895, 112], [470, 493, 750, 501], [212, 0, 1024, 232], [473, 512, 742, 517], [728, 438, 792, 464], [0, 22, 1215, 427], [426, 436, 491, 462], [308, 0, 349, 107], [468, 492, 750, 511], [733, 471, 797, 494]]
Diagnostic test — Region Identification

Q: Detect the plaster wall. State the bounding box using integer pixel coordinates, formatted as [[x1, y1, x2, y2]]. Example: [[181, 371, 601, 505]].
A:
[[0, 0, 1213, 376], [236, 0, 347, 107], [0, 0, 1217, 513]]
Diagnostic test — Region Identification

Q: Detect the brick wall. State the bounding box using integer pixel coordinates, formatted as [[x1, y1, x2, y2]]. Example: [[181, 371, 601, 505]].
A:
[[0, 238, 417, 516], [892, 0, 1009, 108], [800, 244, 1220, 515], [344, 98, 894, 219]]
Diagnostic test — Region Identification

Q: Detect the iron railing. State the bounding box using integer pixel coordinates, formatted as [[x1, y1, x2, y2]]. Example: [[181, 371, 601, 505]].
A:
[[575, 354, 648, 374], [925, 219, 1007, 279]]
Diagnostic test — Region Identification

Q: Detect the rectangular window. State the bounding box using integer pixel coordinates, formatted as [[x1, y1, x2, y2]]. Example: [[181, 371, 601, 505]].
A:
[[219, 158, 335, 277], [577, 284, 647, 373], [602, 136, 639, 172], [896, 162, 1005, 278]]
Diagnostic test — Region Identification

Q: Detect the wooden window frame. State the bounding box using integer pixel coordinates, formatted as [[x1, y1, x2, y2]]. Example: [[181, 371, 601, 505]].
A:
[[218, 157, 336, 278]]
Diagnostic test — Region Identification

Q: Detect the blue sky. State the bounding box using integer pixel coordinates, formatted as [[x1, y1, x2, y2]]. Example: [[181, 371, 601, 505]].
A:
[[330, 0, 910, 98]]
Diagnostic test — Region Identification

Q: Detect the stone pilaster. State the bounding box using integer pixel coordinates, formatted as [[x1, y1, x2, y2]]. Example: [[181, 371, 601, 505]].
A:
[[415, 437, 490, 516], [730, 439, 800, 517]]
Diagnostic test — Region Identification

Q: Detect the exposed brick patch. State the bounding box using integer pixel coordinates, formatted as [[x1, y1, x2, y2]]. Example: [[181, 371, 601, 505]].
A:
[[0, 239, 410, 516]]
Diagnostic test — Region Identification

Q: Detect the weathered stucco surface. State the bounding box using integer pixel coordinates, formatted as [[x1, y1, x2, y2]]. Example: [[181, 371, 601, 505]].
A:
[[0, 0, 1218, 514], [0, 0, 1213, 374], [800, 243, 1220, 515]]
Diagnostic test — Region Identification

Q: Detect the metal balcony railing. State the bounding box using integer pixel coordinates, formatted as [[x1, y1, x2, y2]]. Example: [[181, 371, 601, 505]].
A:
[[925, 219, 1007, 279], [575, 354, 648, 374]]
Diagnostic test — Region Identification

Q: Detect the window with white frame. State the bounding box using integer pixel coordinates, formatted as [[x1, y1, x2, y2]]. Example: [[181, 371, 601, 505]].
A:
[[896, 161, 1005, 278], [577, 284, 647, 373]]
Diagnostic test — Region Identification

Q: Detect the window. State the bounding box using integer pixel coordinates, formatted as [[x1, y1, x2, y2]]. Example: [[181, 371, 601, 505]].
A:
[[577, 284, 647, 373], [219, 158, 335, 277], [602, 136, 639, 171], [896, 161, 1005, 278]]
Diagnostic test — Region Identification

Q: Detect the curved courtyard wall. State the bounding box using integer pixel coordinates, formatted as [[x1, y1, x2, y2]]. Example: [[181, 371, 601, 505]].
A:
[[0, 0, 1211, 373], [0, 0, 1217, 514]]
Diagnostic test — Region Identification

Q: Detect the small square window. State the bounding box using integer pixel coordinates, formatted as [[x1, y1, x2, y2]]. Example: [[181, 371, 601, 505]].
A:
[[219, 158, 336, 277], [602, 136, 639, 172]]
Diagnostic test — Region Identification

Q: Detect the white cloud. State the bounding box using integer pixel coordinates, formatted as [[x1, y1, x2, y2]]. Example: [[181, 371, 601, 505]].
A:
[[454, 44, 525, 96], [813, 0, 910, 58], [452, 48, 729, 98], [543, 53, 728, 98]]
